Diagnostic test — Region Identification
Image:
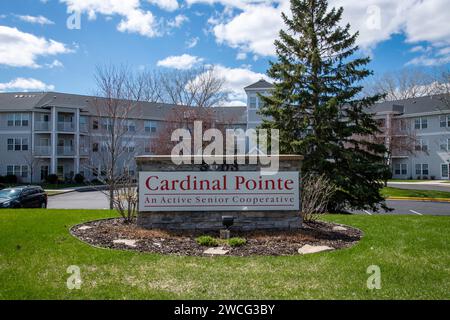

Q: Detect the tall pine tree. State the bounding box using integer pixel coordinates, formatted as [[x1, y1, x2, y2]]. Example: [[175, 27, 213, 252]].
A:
[[260, 0, 390, 212]]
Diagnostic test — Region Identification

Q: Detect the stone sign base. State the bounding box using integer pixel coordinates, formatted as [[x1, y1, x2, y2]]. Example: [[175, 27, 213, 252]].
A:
[[137, 211, 302, 231], [135, 155, 303, 231]]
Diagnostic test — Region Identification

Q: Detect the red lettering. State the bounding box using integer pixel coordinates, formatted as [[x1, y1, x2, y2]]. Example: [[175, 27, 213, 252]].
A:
[[145, 176, 159, 191]]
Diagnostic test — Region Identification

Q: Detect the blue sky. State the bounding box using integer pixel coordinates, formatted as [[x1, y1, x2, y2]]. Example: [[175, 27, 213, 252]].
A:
[[0, 0, 449, 105]]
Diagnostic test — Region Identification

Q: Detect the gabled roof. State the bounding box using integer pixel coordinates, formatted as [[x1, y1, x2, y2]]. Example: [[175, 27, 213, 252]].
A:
[[244, 79, 273, 90]]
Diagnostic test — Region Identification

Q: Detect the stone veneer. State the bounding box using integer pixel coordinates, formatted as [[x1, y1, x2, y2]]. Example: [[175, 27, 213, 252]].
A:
[[136, 155, 303, 231]]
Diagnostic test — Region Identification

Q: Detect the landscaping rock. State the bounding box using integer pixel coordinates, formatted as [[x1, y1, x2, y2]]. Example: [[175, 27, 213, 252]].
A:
[[332, 226, 347, 231], [298, 244, 334, 254], [113, 239, 137, 247], [203, 247, 229, 255], [78, 226, 93, 231]]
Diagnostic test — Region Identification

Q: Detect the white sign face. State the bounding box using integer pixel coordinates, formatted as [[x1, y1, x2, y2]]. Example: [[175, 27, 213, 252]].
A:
[[139, 171, 299, 212]]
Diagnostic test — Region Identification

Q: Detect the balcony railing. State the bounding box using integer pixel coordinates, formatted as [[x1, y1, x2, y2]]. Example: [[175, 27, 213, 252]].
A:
[[79, 123, 88, 132], [35, 121, 51, 131], [57, 146, 75, 156], [79, 146, 89, 156], [35, 146, 51, 156], [57, 122, 75, 132]]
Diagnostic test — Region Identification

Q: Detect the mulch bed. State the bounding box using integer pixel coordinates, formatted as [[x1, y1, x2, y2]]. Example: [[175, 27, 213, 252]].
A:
[[70, 218, 362, 256]]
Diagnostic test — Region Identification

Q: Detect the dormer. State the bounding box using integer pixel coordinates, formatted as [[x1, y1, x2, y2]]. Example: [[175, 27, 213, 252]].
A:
[[244, 79, 273, 110]]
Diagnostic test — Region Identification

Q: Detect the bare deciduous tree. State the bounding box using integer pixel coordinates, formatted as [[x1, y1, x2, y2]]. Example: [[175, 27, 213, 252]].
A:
[[153, 65, 229, 107], [301, 174, 337, 222], [90, 64, 142, 217], [364, 68, 435, 101]]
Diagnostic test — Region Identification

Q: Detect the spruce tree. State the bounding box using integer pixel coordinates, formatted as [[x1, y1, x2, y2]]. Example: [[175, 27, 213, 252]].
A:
[[259, 0, 390, 212]]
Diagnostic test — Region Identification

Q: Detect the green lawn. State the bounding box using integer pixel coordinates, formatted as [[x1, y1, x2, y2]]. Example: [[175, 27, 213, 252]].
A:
[[382, 187, 450, 199], [0, 209, 449, 300]]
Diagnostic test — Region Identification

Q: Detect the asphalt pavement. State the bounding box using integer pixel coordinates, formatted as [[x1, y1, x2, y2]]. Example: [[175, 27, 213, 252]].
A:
[[48, 190, 450, 216]]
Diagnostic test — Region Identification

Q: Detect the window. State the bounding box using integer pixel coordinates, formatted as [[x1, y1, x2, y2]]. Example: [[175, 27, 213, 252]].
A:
[[7, 138, 28, 151], [144, 145, 151, 153], [249, 96, 257, 109], [422, 164, 429, 175], [416, 164, 429, 176], [21, 166, 28, 178], [101, 118, 112, 131], [122, 142, 135, 153], [440, 138, 450, 152], [441, 164, 449, 179], [100, 142, 108, 152], [92, 143, 99, 152], [6, 165, 28, 177], [414, 117, 427, 130], [440, 115, 450, 128], [145, 121, 157, 133], [7, 113, 29, 127], [125, 120, 135, 132], [394, 163, 407, 175], [93, 119, 99, 130], [415, 139, 428, 152]]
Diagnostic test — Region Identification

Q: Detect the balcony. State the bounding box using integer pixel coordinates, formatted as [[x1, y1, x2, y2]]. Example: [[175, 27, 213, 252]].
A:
[[79, 123, 88, 133], [80, 146, 90, 156], [35, 121, 51, 131], [57, 146, 75, 156], [35, 146, 51, 156], [57, 122, 75, 132]]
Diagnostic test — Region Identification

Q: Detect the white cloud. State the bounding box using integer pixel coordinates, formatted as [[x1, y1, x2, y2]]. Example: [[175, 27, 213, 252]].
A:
[[236, 52, 247, 60], [46, 59, 64, 68], [148, 0, 179, 11], [0, 78, 55, 91], [186, 36, 199, 48], [168, 14, 188, 28], [213, 64, 270, 103], [192, 0, 450, 65], [0, 25, 71, 68], [17, 15, 54, 25], [157, 54, 204, 69], [61, 0, 159, 37]]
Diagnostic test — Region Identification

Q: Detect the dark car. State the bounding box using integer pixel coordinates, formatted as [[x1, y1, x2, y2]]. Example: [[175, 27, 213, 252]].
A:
[[0, 186, 48, 209]]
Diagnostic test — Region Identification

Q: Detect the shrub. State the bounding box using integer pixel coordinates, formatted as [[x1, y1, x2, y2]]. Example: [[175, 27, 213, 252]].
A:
[[45, 174, 59, 184], [0, 183, 5, 190], [301, 173, 337, 222], [196, 235, 218, 247], [4, 175, 18, 184], [0, 176, 4, 183], [228, 237, 246, 247], [74, 173, 85, 184]]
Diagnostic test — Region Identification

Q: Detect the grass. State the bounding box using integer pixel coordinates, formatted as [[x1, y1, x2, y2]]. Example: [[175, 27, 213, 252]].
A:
[[0, 209, 449, 299], [382, 187, 450, 199]]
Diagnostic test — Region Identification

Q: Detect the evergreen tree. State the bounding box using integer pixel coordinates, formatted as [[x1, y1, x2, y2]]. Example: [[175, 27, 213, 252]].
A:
[[259, 0, 390, 211]]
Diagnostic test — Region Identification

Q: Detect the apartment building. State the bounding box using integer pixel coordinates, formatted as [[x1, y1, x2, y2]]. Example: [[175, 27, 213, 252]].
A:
[[0, 92, 246, 183], [369, 95, 450, 180], [1, 80, 449, 183], [244, 80, 450, 180]]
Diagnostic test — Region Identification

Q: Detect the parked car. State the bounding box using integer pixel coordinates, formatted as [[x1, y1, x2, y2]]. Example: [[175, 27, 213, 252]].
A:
[[0, 186, 48, 208]]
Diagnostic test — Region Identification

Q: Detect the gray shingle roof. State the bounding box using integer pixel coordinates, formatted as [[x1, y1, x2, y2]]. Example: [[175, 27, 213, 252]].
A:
[[0, 91, 247, 124], [244, 79, 273, 90], [367, 94, 450, 115]]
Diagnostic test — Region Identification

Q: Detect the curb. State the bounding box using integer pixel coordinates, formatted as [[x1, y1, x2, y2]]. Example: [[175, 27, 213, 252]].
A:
[[387, 196, 450, 203]]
